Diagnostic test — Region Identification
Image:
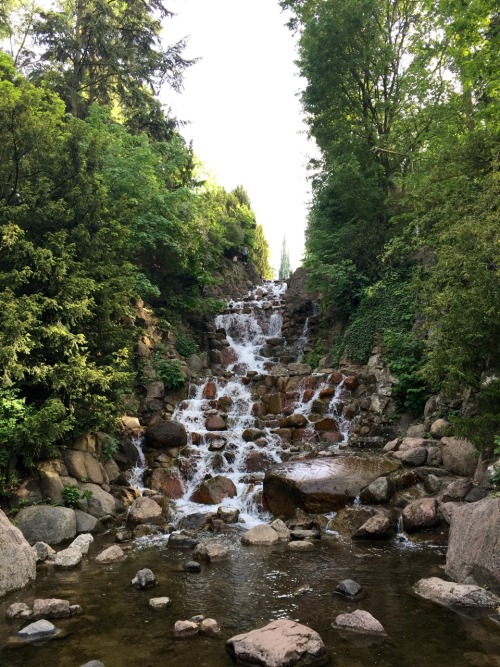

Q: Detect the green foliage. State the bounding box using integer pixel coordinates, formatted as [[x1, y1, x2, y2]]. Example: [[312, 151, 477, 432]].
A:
[[152, 358, 185, 390], [451, 381, 500, 452], [253, 224, 274, 279], [100, 435, 119, 463], [384, 331, 429, 414], [61, 484, 92, 509], [175, 332, 199, 358]]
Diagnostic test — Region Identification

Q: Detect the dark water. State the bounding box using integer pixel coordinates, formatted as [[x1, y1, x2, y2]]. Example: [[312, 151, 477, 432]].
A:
[[1, 532, 499, 667]]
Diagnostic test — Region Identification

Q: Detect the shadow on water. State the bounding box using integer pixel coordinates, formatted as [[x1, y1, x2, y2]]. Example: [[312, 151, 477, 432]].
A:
[[1, 531, 499, 667]]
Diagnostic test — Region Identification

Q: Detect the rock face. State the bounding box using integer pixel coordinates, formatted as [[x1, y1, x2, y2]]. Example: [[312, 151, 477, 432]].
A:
[[226, 619, 328, 667], [263, 456, 399, 517], [413, 577, 499, 612], [15, 505, 76, 545], [445, 496, 500, 595], [0, 509, 37, 597], [145, 419, 187, 449]]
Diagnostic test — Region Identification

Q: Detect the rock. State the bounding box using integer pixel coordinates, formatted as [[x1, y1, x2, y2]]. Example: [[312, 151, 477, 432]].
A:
[[80, 484, 116, 519], [314, 417, 339, 432], [55, 547, 83, 568], [263, 456, 399, 517], [63, 450, 107, 485], [445, 496, 500, 595], [359, 476, 392, 504], [0, 510, 36, 598], [413, 577, 499, 612], [280, 414, 308, 428], [288, 363, 311, 376], [406, 424, 426, 438], [335, 579, 364, 600], [115, 529, 133, 543], [438, 501, 462, 525], [241, 524, 280, 546], [217, 507, 240, 523], [80, 662, 105, 667], [430, 419, 451, 439], [17, 619, 59, 642], [287, 540, 315, 552], [327, 506, 379, 536], [226, 619, 328, 667], [148, 468, 184, 499], [442, 478, 472, 501], [270, 518, 291, 540], [15, 505, 76, 545], [33, 598, 71, 619], [132, 568, 156, 589], [128, 497, 163, 525], [75, 510, 102, 534], [333, 610, 386, 635], [190, 475, 237, 504], [173, 620, 199, 638], [104, 458, 121, 483], [290, 529, 320, 540], [440, 437, 477, 477], [192, 541, 229, 562], [383, 439, 399, 453], [205, 414, 227, 431], [391, 447, 428, 467], [32, 541, 55, 563], [352, 512, 394, 539], [426, 446, 443, 467], [70, 604, 82, 616], [149, 597, 171, 610], [243, 428, 266, 441], [200, 618, 221, 637], [6, 603, 32, 620], [122, 415, 142, 430], [145, 419, 187, 449], [183, 560, 201, 572], [68, 533, 93, 555], [168, 532, 199, 548], [95, 545, 126, 564], [402, 497, 439, 533]]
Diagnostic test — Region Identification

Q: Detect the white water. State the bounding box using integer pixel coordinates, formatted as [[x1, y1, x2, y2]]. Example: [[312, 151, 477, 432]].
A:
[[170, 280, 353, 527], [128, 435, 148, 493]]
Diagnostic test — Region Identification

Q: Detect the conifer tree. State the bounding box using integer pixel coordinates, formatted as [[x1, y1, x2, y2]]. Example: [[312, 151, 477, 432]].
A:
[[278, 238, 291, 280]]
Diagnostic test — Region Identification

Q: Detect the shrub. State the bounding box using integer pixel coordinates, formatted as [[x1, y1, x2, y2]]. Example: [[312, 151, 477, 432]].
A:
[[152, 358, 185, 390]]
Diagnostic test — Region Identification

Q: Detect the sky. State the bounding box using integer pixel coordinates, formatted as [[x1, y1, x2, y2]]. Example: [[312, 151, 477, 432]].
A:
[[164, 0, 316, 275]]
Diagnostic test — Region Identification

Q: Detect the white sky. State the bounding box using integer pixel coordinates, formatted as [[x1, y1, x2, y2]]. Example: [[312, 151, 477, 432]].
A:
[[164, 0, 315, 274]]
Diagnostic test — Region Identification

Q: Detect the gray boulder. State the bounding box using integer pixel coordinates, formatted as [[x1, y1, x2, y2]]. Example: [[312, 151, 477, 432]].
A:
[[333, 610, 386, 635], [131, 568, 156, 589], [226, 619, 328, 666], [33, 598, 71, 619], [80, 484, 116, 518], [128, 496, 163, 526], [335, 579, 364, 600], [55, 547, 82, 568], [0, 509, 36, 597], [17, 619, 59, 642], [413, 577, 499, 612], [241, 524, 280, 546], [445, 496, 500, 595], [15, 505, 76, 545]]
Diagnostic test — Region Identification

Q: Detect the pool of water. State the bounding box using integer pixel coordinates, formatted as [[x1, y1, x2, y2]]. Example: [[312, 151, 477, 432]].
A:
[[1, 531, 499, 667]]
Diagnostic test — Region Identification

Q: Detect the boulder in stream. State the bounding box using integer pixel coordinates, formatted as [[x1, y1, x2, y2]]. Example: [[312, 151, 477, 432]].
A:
[[145, 419, 187, 449], [95, 545, 126, 564], [335, 579, 364, 600], [333, 610, 386, 635], [17, 619, 60, 642], [190, 475, 237, 504], [226, 619, 328, 667], [15, 505, 76, 545], [402, 497, 439, 532], [413, 577, 500, 613], [241, 524, 280, 546], [0, 509, 37, 597], [54, 547, 83, 568], [132, 568, 156, 589], [263, 455, 399, 517], [128, 496, 163, 526]]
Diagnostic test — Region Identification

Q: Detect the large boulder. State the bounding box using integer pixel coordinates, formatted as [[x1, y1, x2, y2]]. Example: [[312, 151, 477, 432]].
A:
[[128, 497, 163, 526], [413, 577, 499, 612], [402, 498, 439, 533], [15, 505, 76, 545], [241, 525, 280, 546], [145, 419, 187, 449], [263, 456, 399, 517], [80, 483, 116, 518], [190, 475, 237, 504], [148, 467, 184, 499], [63, 450, 107, 485], [226, 619, 328, 666], [0, 509, 37, 597], [440, 437, 477, 477], [445, 496, 500, 595]]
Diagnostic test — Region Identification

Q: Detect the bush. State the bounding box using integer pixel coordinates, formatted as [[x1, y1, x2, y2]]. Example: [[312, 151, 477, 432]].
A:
[[61, 484, 92, 508], [174, 331, 199, 357], [152, 358, 185, 390]]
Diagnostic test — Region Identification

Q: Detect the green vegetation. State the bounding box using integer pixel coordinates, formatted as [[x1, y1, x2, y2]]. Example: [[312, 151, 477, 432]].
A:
[[152, 358, 185, 390], [61, 484, 93, 509], [282, 0, 499, 438], [0, 2, 273, 490]]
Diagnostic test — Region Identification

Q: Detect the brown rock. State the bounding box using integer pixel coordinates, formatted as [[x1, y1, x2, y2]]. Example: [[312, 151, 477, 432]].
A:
[[205, 414, 227, 431], [191, 475, 237, 504], [202, 381, 217, 400], [145, 419, 188, 449], [402, 497, 439, 533], [352, 511, 394, 539], [343, 376, 359, 391], [391, 447, 427, 467], [128, 497, 163, 526], [430, 419, 451, 439], [32, 599, 70, 619], [334, 610, 386, 635], [280, 414, 308, 428], [314, 417, 339, 432], [200, 618, 221, 637], [241, 525, 279, 545], [173, 620, 199, 638], [95, 545, 126, 564], [63, 450, 106, 485], [148, 468, 184, 499], [244, 451, 275, 473]]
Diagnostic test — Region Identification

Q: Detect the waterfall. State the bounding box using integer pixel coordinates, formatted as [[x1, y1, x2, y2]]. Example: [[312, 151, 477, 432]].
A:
[[128, 435, 148, 493]]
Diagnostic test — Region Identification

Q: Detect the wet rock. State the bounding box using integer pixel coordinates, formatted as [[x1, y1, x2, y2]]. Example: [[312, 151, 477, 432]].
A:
[[191, 475, 237, 504], [17, 619, 59, 642], [202, 381, 217, 400], [263, 456, 399, 517], [115, 529, 133, 543], [33, 598, 71, 619], [205, 414, 227, 431], [352, 512, 394, 539], [270, 518, 291, 540], [446, 496, 500, 595], [280, 414, 308, 428], [333, 610, 386, 635], [32, 541, 55, 563], [314, 417, 339, 432], [343, 376, 359, 391], [217, 507, 240, 524], [168, 532, 199, 548], [335, 579, 364, 600], [55, 547, 83, 568], [243, 428, 266, 441], [241, 524, 280, 546], [80, 662, 105, 667], [200, 618, 221, 637], [183, 560, 201, 572], [173, 620, 199, 638], [145, 419, 187, 449], [148, 468, 184, 499], [15, 505, 76, 546], [327, 506, 378, 536], [149, 597, 170, 610], [290, 529, 320, 540], [226, 619, 327, 667], [440, 437, 477, 477], [132, 568, 156, 589], [413, 577, 500, 612], [0, 509, 37, 599], [402, 497, 439, 533], [95, 545, 126, 564], [359, 476, 392, 504], [6, 603, 32, 620], [68, 533, 93, 555], [192, 541, 229, 562], [288, 363, 311, 376], [128, 497, 163, 526], [287, 540, 315, 552]]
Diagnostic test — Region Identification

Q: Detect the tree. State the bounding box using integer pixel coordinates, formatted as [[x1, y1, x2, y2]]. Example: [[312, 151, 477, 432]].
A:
[[279, 238, 291, 280], [252, 224, 274, 279]]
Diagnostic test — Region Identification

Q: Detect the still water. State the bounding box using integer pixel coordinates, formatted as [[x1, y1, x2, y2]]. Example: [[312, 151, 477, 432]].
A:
[[1, 531, 499, 666]]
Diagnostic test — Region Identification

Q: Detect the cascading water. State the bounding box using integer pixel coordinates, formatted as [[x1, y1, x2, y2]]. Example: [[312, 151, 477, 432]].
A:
[[127, 435, 148, 493]]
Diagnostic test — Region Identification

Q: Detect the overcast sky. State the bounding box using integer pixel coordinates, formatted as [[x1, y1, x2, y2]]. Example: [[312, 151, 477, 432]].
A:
[[165, 0, 315, 275]]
